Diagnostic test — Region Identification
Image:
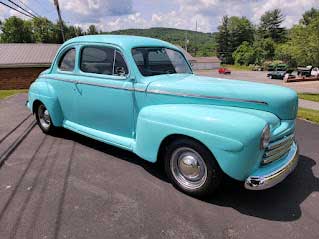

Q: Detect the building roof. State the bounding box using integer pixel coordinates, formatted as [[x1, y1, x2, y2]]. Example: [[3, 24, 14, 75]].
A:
[[64, 35, 179, 51], [0, 43, 60, 68], [193, 57, 221, 63]]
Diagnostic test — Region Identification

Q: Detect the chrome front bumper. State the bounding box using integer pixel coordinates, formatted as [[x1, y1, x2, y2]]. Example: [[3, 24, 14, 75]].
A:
[[245, 142, 299, 190]]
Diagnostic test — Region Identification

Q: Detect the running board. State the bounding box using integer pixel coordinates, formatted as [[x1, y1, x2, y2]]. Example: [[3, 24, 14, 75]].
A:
[[63, 120, 134, 151]]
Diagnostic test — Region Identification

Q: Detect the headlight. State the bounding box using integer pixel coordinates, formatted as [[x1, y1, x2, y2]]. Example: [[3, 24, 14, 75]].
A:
[[260, 124, 270, 149]]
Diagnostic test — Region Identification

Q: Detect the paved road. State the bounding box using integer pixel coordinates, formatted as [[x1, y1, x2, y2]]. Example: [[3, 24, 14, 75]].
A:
[[0, 94, 318, 239], [299, 99, 319, 111], [196, 70, 319, 94]]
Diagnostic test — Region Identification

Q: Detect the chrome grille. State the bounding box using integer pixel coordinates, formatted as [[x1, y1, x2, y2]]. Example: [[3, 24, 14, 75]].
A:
[[262, 134, 294, 165]]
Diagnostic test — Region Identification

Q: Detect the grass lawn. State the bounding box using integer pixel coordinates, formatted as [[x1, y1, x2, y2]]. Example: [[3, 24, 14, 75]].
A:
[[298, 93, 319, 103], [0, 89, 28, 100], [298, 108, 319, 124]]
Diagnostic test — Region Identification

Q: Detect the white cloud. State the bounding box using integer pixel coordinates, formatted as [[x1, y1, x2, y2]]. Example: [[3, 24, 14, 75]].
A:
[[0, 0, 318, 32], [84, 0, 318, 32], [58, 0, 133, 23]]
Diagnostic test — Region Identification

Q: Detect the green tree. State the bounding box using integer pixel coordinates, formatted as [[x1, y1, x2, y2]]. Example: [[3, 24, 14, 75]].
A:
[[32, 17, 58, 43], [75, 26, 84, 36], [253, 38, 276, 64], [65, 26, 78, 40], [274, 43, 297, 67], [275, 12, 319, 67], [217, 16, 254, 63], [300, 8, 319, 25], [258, 9, 286, 42], [87, 25, 98, 35], [0, 16, 33, 43], [232, 41, 255, 65], [217, 16, 231, 63]]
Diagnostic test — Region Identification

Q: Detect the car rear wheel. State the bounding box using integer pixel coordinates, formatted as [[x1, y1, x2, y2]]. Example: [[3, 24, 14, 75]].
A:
[[36, 103, 57, 134], [164, 138, 222, 198]]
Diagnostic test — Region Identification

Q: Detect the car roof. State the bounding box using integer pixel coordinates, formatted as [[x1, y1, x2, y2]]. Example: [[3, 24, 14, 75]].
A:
[[62, 35, 178, 51]]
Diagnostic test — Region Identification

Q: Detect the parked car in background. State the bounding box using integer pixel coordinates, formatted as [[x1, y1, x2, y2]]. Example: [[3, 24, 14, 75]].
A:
[[311, 67, 319, 77], [267, 64, 289, 79], [218, 67, 231, 74], [297, 65, 313, 77], [27, 35, 299, 197]]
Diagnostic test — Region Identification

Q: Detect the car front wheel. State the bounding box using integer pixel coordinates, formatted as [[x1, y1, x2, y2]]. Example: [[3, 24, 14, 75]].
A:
[[164, 138, 222, 198], [36, 103, 57, 134]]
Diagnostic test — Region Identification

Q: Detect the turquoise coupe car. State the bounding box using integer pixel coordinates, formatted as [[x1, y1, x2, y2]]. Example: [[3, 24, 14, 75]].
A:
[[27, 35, 299, 197]]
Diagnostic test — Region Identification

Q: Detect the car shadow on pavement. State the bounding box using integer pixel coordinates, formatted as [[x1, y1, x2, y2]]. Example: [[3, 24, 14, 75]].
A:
[[55, 129, 319, 222], [208, 154, 319, 221], [53, 129, 169, 183]]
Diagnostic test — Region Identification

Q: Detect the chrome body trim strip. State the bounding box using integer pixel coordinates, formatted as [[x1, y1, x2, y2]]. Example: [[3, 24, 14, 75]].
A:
[[146, 89, 268, 105], [42, 75, 268, 105], [43, 76, 143, 92], [245, 141, 299, 190]]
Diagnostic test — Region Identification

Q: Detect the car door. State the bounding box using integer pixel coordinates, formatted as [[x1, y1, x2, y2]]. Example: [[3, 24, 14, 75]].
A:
[[73, 44, 134, 140], [49, 47, 77, 122]]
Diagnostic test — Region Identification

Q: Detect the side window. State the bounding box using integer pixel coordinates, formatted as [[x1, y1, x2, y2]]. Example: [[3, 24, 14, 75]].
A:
[[114, 51, 128, 76], [132, 49, 145, 74], [80, 46, 115, 75], [58, 48, 76, 72]]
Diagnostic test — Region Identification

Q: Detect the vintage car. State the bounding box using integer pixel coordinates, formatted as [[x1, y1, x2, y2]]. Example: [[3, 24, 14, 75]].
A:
[[267, 64, 289, 80], [27, 35, 299, 197], [218, 67, 231, 74]]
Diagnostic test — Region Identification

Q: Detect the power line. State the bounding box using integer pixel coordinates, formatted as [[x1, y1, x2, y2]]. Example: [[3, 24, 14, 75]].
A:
[[32, 0, 58, 20], [16, 0, 41, 17], [7, 0, 37, 18], [0, 1, 34, 18]]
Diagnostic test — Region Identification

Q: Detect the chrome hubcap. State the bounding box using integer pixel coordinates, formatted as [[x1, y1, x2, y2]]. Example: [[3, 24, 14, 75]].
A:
[[38, 105, 51, 129], [170, 147, 207, 190]]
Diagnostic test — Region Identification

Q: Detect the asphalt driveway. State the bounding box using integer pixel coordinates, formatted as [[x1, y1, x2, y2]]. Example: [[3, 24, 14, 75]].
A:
[[0, 94, 318, 239]]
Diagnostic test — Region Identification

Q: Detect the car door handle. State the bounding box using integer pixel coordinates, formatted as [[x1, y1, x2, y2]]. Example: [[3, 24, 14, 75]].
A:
[[74, 81, 82, 94]]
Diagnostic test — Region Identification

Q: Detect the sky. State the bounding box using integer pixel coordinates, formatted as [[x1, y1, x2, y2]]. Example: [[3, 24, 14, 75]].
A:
[[0, 0, 318, 32]]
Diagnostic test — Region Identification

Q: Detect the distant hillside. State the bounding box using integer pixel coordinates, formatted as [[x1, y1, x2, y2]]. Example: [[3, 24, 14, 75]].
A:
[[105, 27, 217, 57]]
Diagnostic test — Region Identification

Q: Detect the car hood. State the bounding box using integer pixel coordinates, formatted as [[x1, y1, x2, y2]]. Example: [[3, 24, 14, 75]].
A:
[[146, 74, 298, 120]]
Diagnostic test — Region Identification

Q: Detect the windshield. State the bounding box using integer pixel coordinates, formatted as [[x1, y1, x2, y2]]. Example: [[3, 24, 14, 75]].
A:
[[132, 47, 192, 76]]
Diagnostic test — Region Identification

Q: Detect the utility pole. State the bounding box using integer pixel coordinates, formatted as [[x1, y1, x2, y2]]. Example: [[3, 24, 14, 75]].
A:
[[195, 20, 198, 32], [185, 31, 189, 52], [54, 0, 65, 42]]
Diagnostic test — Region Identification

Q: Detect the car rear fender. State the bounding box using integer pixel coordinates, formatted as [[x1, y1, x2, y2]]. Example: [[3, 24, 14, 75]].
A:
[[28, 79, 64, 126]]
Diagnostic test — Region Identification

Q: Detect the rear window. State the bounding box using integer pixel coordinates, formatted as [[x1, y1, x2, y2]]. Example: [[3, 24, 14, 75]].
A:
[[58, 48, 76, 72]]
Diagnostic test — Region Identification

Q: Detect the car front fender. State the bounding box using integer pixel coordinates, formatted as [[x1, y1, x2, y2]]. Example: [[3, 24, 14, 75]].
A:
[[134, 104, 268, 180]]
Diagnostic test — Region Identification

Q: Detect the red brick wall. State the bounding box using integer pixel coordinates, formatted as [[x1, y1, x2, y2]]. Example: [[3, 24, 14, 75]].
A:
[[0, 67, 48, 90]]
